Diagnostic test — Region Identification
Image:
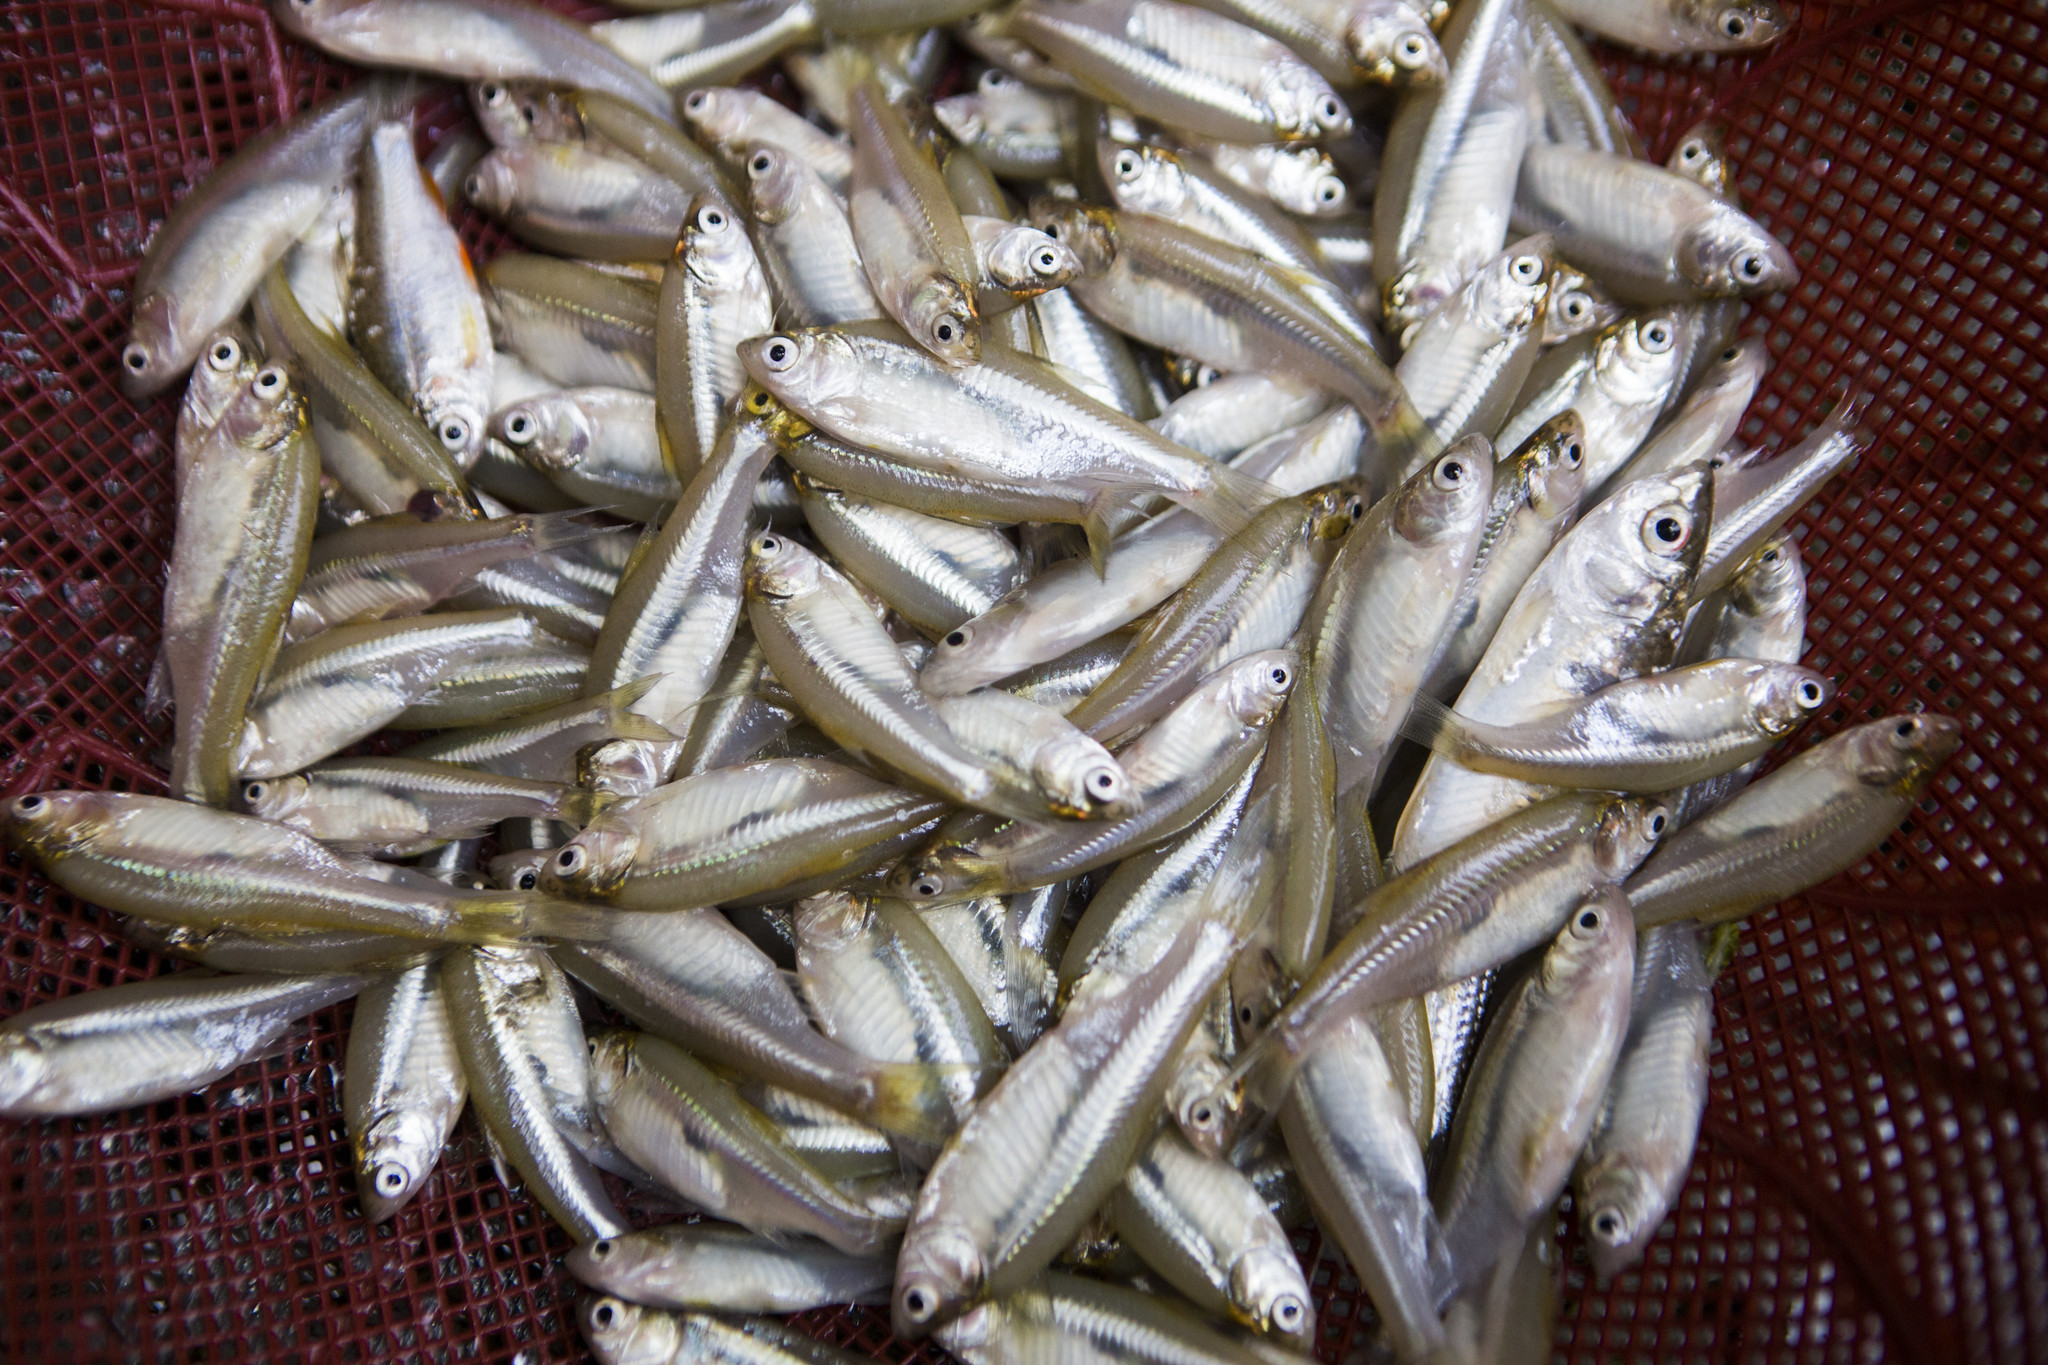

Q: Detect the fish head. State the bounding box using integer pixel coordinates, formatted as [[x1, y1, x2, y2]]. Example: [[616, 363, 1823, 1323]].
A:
[[1602, 311, 1687, 406], [1472, 237, 1555, 333], [1346, 5, 1447, 87], [578, 1294, 679, 1365], [981, 222, 1081, 298], [492, 394, 591, 472], [216, 365, 306, 452], [356, 1110, 442, 1222], [1035, 735, 1139, 820], [1667, 120, 1733, 198], [1231, 1247, 1316, 1344], [179, 328, 261, 435], [1725, 533, 1804, 617], [488, 848, 551, 892], [1595, 796, 1671, 881], [564, 1231, 640, 1288], [119, 294, 193, 398], [2, 791, 105, 862], [1675, 206, 1798, 297], [460, 150, 519, 217], [886, 844, 998, 906], [933, 90, 991, 148], [1102, 142, 1190, 219], [1028, 198, 1118, 277], [740, 142, 806, 226], [741, 329, 860, 410], [1579, 1156, 1662, 1286], [683, 196, 757, 289], [1265, 68, 1352, 141], [1394, 437, 1495, 546], [894, 1221, 984, 1338], [0, 1034, 47, 1115], [932, 1300, 997, 1360], [1261, 146, 1349, 218], [239, 774, 311, 826], [678, 87, 743, 146], [1573, 464, 1710, 625], [902, 276, 982, 367], [1170, 1056, 1240, 1157], [1515, 410, 1588, 520], [1694, 335, 1770, 406], [1383, 259, 1462, 341], [1219, 649, 1301, 730], [541, 823, 637, 899], [468, 79, 570, 145], [584, 1030, 635, 1108], [744, 529, 825, 601], [1747, 664, 1835, 737], [1542, 264, 1622, 346], [576, 739, 665, 799], [1540, 884, 1636, 995], [1678, 0, 1787, 51], [1304, 480, 1369, 544], [420, 384, 488, 468], [1844, 713, 1963, 792]]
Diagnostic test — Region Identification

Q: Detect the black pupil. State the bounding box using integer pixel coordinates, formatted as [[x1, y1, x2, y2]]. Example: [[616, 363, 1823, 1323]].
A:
[[1580, 911, 1598, 929], [1271, 668, 1288, 684], [1898, 721, 1916, 737], [945, 631, 966, 646], [1652, 815, 1667, 833], [937, 323, 953, 341], [754, 155, 770, 171], [1443, 462, 1461, 481], [1657, 517, 1681, 541]]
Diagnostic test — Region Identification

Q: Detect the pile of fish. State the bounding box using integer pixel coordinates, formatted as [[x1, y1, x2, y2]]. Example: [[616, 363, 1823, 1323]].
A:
[[2, 0, 1961, 1360]]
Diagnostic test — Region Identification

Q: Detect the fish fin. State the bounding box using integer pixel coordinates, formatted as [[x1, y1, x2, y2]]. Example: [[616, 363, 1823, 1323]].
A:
[[1703, 922, 1744, 979], [1080, 490, 1126, 578], [1397, 691, 1466, 757], [551, 787, 619, 828], [601, 676, 683, 742], [143, 648, 172, 720], [522, 509, 614, 555], [861, 1061, 989, 1145], [448, 893, 613, 944], [1172, 460, 1280, 538]]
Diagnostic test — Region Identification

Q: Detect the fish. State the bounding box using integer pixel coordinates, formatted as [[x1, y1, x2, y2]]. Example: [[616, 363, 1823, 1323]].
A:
[[1012, 0, 1354, 144], [343, 961, 468, 1221], [161, 362, 320, 806], [658, 196, 777, 478], [964, 214, 1084, 311], [1515, 142, 1799, 304], [1495, 311, 1686, 488], [1547, 0, 1786, 54], [272, 0, 675, 122], [351, 121, 496, 466], [1526, 0, 1640, 154], [1194, 139, 1354, 218], [794, 474, 1024, 635], [1100, 140, 1329, 282], [1185, 0, 1445, 91], [442, 945, 627, 1242], [741, 142, 885, 327], [930, 689, 1141, 820], [1110, 1127, 1315, 1342], [1694, 389, 1868, 596], [120, 81, 408, 397], [565, 1224, 893, 1313], [587, 1029, 903, 1254], [891, 856, 1267, 1333], [1540, 260, 1624, 347], [937, 1272, 1275, 1365], [1399, 657, 1834, 792], [464, 139, 697, 261], [399, 677, 674, 783], [682, 85, 853, 194], [1395, 238, 1553, 446], [1432, 887, 1636, 1300], [0, 971, 365, 1118], [493, 386, 678, 522], [554, 907, 964, 1142], [933, 68, 1078, 179], [847, 79, 982, 365], [485, 254, 658, 391], [543, 756, 945, 907], [593, 0, 821, 91], [1626, 712, 1963, 928], [1600, 335, 1766, 495], [241, 757, 607, 856], [580, 1303, 875, 1365], [1575, 922, 1714, 1284]]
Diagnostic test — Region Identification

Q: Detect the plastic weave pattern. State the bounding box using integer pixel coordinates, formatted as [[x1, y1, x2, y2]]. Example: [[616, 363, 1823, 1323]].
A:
[[1, 1, 2043, 1362]]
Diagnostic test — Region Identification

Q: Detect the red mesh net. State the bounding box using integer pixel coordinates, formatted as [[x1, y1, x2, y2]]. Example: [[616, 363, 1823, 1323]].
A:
[[1, 1, 2042, 1362]]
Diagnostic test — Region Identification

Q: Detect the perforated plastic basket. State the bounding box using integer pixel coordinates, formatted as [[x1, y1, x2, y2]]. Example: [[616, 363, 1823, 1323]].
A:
[[1, 2, 2042, 1361]]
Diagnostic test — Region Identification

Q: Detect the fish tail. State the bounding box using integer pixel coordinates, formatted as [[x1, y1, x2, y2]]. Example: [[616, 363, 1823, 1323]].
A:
[[449, 893, 613, 944], [1397, 691, 1467, 760], [1176, 461, 1282, 538], [600, 676, 682, 742], [861, 1061, 991, 1145], [522, 510, 613, 556], [551, 786, 618, 828]]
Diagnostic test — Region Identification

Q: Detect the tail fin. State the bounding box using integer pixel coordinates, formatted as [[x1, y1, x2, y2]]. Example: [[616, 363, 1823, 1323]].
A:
[[449, 892, 614, 944], [550, 785, 619, 828], [860, 1061, 993, 1145], [1397, 692, 1467, 758], [1177, 461, 1284, 539], [600, 675, 681, 742], [522, 510, 612, 555]]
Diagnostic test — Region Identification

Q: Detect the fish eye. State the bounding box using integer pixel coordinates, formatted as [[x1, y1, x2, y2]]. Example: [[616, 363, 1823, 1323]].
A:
[[590, 1238, 616, 1259], [756, 533, 782, 555], [1316, 177, 1343, 204], [376, 1165, 407, 1194], [980, 68, 1012, 91], [1574, 906, 1602, 934], [1433, 457, 1465, 488], [255, 365, 286, 393], [943, 627, 969, 648], [479, 82, 505, 105], [463, 171, 485, 199], [1642, 321, 1673, 351], [1894, 718, 1920, 740], [1798, 680, 1825, 707], [750, 151, 774, 175], [1682, 140, 1705, 162], [122, 343, 150, 373], [12, 794, 46, 816], [515, 868, 538, 890], [1189, 1099, 1216, 1128], [699, 205, 727, 231], [1648, 808, 1669, 837], [684, 89, 710, 114], [760, 336, 799, 371], [1274, 1297, 1306, 1329], [911, 876, 943, 899], [1738, 252, 1767, 280], [208, 339, 240, 369], [1721, 11, 1748, 37], [591, 1300, 620, 1331], [1042, 219, 1061, 240], [1561, 292, 1588, 320], [1395, 33, 1430, 66], [1345, 494, 1365, 519], [1268, 664, 1291, 687], [1593, 1209, 1623, 1238], [1562, 438, 1583, 467], [243, 782, 266, 803], [1720, 345, 1743, 363], [503, 410, 537, 444], [1114, 150, 1141, 180], [935, 316, 963, 344], [1643, 506, 1692, 550], [1511, 255, 1543, 282], [1033, 247, 1062, 273], [1088, 769, 1119, 794], [438, 417, 470, 451], [901, 1285, 937, 1321], [1316, 95, 1345, 126], [555, 846, 584, 873]]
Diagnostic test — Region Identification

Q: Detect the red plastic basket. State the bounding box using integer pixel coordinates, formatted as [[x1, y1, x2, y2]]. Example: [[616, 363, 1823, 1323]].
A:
[[2, 2, 2042, 1362]]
